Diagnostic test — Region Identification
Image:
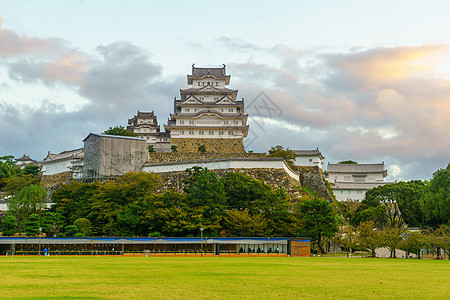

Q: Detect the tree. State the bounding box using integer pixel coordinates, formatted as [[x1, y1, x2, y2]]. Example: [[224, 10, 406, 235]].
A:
[[338, 160, 358, 164], [171, 145, 178, 152], [24, 214, 41, 236], [299, 197, 338, 254], [1, 174, 41, 195], [198, 145, 206, 153], [224, 209, 269, 237], [73, 218, 92, 236], [357, 221, 382, 257], [183, 168, 227, 219], [19, 165, 40, 176], [357, 183, 410, 229], [41, 212, 64, 237], [148, 145, 155, 152], [102, 126, 136, 137], [268, 145, 296, 166], [7, 184, 47, 230], [1, 215, 18, 236], [423, 165, 449, 228], [64, 225, 79, 237], [399, 232, 424, 258], [380, 227, 403, 258]]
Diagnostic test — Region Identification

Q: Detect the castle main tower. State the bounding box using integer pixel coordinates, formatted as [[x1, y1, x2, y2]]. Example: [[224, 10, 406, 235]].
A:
[[164, 64, 248, 153]]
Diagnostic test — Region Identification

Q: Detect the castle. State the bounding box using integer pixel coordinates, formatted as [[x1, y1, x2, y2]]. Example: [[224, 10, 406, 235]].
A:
[[127, 64, 248, 153], [37, 64, 389, 204]]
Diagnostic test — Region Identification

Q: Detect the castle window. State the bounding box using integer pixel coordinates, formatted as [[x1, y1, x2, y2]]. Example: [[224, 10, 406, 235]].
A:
[[198, 82, 201, 86], [216, 82, 219, 86], [181, 131, 185, 135], [189, 131, 194, 135], [228, 131, 233, 135], [209, 131, 214, 135], [219, 131, 224, 135], [185, 108, 190, 112], [224, 121, 229, 125], [189, 120, 195, 125], [180, 120, 184, 125], [228, 109, 233, 112], [199, 131, 204, 135], [309, 159, 312, 162]]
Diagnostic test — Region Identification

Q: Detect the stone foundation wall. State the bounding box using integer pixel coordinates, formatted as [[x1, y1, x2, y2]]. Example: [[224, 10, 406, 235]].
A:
[[41, 171, 74, 196], [293, 166, 334, 203], [156, 168, 302, 200], [170, 138, 245, 153], [148, 152, 267, 163]]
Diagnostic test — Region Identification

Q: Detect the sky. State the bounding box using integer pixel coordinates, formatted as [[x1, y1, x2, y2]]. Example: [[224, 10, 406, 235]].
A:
[[1, 0, 449, 181]]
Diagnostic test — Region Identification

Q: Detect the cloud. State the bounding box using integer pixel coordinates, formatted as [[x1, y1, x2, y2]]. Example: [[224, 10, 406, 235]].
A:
[[1, 21, 449, 181], [230, 44, 450, 180]]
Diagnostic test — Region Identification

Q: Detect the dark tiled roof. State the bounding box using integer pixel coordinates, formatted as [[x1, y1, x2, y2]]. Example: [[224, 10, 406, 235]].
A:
[[180, 87, 238, 94], [82, 133, 145, 142], [293, 149, 324, 159], [192, 65, 227, 77], [16, 154, 35, 162], [327, 163, 387, 175]]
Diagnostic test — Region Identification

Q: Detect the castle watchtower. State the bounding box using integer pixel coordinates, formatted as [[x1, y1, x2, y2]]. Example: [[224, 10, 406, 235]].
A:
[[164, 64, 249, 153]]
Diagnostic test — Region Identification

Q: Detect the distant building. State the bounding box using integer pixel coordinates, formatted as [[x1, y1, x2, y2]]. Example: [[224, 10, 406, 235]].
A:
[[325, 162, 392, 201], [164, 64, 249, 153], [82, 133, 148, 181], [41, 149, 84, 179], [292, 149, 324, 169], [127, 111, 171, 152], [15, 154, 38, 168]]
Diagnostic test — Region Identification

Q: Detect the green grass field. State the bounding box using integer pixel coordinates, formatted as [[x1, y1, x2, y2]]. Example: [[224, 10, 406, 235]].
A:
[[0, 256, 448, 299]]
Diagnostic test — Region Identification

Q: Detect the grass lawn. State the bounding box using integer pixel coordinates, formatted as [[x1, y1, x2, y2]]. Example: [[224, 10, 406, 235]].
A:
[[0, 256, 448, 299]]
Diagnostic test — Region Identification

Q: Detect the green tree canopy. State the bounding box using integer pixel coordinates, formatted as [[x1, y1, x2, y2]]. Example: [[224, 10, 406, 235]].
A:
[[423, 164, 450, 228], [102, 126, 136, 137], [1, 215, 18, 236], [24, 214, 41, 236], [7, 184, 47, 229], [0, 155, 17, 179], [268, 145, 296, 166], [338, 160, 358, 164], [19, 165, 40, 176], [299, 197, 338, 254]]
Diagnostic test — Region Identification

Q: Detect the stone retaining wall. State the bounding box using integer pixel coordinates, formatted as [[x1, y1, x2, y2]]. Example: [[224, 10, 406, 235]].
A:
[[41, 171, 74, 196], [148, 152, 267, 163], [170, 138, 245, 153], [293, 166, 335, 203]]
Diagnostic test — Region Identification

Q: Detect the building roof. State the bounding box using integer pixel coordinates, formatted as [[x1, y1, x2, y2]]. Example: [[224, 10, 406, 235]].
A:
[[293, 149, 324, 159], [327, 163, 387, 176], [42, 148, 84, 163], [180, 86, 238, 94], [332, 181, 394, 190], [82, 133, 145, 142], [16, 154, 36, 162], [187, 64, 231, 84]]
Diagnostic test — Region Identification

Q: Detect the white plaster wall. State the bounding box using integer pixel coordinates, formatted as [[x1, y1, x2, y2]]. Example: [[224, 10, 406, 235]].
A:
[[143, 159, 286, 174], [293, 156, 323, 169], [332, 189, 366, 202], [327, 172, 384, 183], [41, 160, 72, 175]]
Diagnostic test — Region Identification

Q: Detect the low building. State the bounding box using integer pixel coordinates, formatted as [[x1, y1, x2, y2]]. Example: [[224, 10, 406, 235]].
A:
[[325, 162, 392, 201], [0, 237, 310, 257], [41, 149, 84, 179], [292, 148, 324, 169]]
